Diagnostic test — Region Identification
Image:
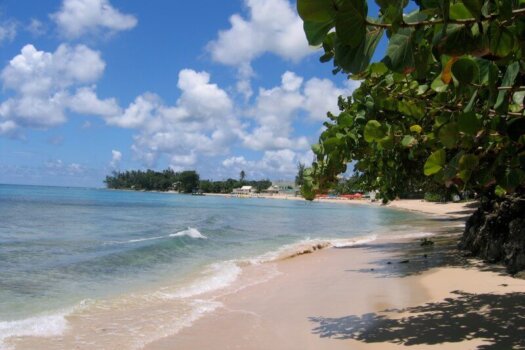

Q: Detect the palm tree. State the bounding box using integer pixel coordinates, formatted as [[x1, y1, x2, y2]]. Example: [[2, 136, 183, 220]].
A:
[[240, 170, 246, 183]]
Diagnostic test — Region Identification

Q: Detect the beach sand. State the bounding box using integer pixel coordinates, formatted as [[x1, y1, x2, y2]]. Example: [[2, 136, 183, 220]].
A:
[[145, 235, 525, 350], [142, 198, 525, 350]]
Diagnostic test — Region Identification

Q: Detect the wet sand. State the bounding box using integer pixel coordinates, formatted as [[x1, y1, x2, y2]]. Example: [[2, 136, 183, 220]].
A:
[[145, 235, 525, 349]]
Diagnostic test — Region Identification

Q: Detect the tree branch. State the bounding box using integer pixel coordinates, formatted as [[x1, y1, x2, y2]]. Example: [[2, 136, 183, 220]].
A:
[[366, 8, 525, 28]]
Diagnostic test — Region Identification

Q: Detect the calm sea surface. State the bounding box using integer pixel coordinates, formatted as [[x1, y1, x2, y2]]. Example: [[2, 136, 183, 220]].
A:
[[0, 184, 437, 348]]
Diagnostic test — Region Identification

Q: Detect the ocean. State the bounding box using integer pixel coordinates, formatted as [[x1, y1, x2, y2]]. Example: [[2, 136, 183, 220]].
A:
[[0, 184, 437, 349]]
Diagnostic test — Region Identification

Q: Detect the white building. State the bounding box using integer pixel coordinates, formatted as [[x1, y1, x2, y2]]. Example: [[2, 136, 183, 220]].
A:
[[232, 186, 254, 195]]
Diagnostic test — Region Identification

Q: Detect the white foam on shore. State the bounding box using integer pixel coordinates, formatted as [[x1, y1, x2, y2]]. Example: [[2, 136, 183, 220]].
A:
[[110, 227, 207, 245], [159, 261, 241, 299], [169, 227, 207, 239], [0, 311, 69, 349], [247, 235, 379, 264]]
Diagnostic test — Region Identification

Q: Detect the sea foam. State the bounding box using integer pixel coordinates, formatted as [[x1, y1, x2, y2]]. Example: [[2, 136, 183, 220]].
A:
[[0, 311, 69, 349], [169, 227, 207, 239], [159, 261, 241, 299]]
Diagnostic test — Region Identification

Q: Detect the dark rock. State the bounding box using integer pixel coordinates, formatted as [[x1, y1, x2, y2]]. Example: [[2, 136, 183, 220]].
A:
[[459, 192, 525, 274]]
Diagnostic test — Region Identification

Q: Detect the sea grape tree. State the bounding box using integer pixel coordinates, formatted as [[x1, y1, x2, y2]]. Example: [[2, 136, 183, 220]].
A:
[[297, 0, 525, 201]]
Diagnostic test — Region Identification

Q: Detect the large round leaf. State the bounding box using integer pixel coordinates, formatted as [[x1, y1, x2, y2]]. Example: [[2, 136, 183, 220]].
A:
[[424, 149, 446, 176], [297, 0, 336, 22], [335, 0, 368, 48], [452, 57, 479, 85], [439, 122, 459, 149], [364, 120, 387, 142], [458, 112, 482, 135]]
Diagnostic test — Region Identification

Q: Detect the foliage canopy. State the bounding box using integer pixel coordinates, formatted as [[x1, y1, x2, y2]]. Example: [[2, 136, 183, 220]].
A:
[[297, 0, 525, 201]]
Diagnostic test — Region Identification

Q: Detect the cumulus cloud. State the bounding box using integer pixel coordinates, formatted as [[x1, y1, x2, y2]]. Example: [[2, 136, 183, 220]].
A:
[[241, 71, 355, 152], [222, 149, 313, 178], [104, 69, 242, 169], [52, 0, 137, 39], [110, 149, 122, 169], [0, 44, 118, 131], [208, 0, 311, 65], [208, 0, 314, 98]]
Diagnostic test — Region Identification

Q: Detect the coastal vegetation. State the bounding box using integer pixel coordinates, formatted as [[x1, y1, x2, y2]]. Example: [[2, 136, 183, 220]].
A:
[[297, 0, 525, 272], [104, 169, 272, 194]]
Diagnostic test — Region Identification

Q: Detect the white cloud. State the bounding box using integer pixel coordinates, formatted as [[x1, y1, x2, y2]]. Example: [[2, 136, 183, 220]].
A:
[[241, 71, 354, 152], [105, 69, 242, 169], [208, 0, 314, 98], [222, 149, 313, 178], [0, 44, 116, 130], [303, 78, 357, 121], [68, 86, 121, 117], [0, 120, 17, 136], [27, 19, 46, 36], [0, 21, 17, 44], [44, 159, 86, 175], [208, 0, 311, 66], [110, 149, 122, 169], [52, 0, 137, 39]]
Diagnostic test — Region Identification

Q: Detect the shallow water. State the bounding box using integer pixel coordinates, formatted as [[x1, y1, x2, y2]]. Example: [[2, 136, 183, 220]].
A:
[[0, 184, 439, 348]]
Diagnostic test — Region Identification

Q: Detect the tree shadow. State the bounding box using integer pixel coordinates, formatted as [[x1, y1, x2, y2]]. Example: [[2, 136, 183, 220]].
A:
[[342, 234, 507, 278], [310, 291, 525, 349]]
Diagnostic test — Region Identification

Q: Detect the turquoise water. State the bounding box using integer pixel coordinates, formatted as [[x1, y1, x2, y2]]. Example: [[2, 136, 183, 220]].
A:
[[0, 184, 433, 347]]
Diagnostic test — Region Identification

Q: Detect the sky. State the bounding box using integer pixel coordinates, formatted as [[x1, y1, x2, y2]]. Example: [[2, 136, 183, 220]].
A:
[[0, 0, 384, 187]]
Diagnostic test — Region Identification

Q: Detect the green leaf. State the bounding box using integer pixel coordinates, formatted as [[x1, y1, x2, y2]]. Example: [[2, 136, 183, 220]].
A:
[[370, 62, 388, 76], [424, 149, 446, 175], [451, 57, 479, 85], [489, 23, 515, 58], [336, 0, 368, 47], [303, 20, 334, 46], [364, 120, 387, 142], [459, 154, 479, 170], [495, 61, 520, 111], [494, 185, 507, 197], [335, 26, 383, 73], [458, 111, 482, 135], [431, 75, 449, 92], [449, 2, 473, 19], [463, 0, 482, 18], [297, 0, 336, 22], [401, 135, 417, 147], [410, 124, 423, 133], [398, 99, 425, 119], [311, 143, 323, 156], [383, 28, 415, 73], [498, 168, 525, 191], [439, 122, 459, 148]]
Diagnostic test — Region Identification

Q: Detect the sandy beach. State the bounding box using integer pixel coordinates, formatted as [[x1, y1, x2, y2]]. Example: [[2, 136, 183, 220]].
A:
[[142, 198, 525, 350]]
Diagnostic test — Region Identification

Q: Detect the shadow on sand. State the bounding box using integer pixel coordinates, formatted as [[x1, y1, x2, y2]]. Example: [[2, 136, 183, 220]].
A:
[[310, 290, 525, 349]]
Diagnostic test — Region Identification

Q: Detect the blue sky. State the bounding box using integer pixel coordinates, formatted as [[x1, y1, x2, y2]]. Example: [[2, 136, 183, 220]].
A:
[[0, 0, 384, 187]]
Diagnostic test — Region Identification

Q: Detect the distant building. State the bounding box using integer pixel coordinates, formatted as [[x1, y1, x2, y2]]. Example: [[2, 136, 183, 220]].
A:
[[232, 186, 254, 195], [271, 181, 298, 195]]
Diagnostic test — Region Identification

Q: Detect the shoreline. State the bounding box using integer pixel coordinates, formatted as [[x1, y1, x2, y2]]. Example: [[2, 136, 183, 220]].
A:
[[6, 196, 511, 350], [145, 232, 525, 349], [142, 199, 520, 350], [205, 192, 478, 219]]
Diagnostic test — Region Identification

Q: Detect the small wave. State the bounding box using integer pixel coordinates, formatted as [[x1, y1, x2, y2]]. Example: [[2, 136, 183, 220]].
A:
[[247, 235, 379, 264], [159, 261, 241, 299], [0, 311, 69, 349], [108, 227, 207, 245], [169, 227, 207, 239]]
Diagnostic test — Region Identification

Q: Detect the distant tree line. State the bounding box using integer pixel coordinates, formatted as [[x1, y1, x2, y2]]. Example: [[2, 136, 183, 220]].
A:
[[104, 169, 272, 194], [104, 169, 200, 193]]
